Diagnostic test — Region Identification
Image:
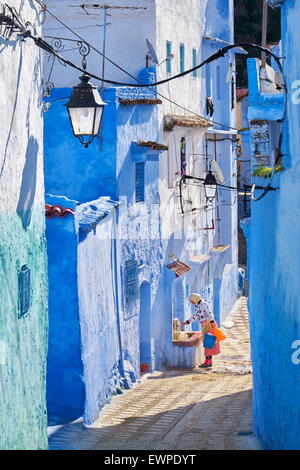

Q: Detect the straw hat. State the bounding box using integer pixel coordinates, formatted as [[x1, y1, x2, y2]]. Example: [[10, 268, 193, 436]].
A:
[[189, 293, 202, 304]]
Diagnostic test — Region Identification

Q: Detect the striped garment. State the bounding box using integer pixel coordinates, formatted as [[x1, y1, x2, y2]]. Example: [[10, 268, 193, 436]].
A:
[[186, 300, 214, 324]]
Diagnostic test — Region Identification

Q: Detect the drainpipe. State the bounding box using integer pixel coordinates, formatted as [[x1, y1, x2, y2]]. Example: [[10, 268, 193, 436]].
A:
[[261, 0, 268, 69], [112, 205, 128, 387]]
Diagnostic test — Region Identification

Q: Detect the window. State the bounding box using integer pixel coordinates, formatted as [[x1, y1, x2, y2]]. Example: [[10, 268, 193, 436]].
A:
[[166, 41, 172, 74], [192, 49, 197, 77], [180, 44, 185, 73], [135, 162, 145, 203]]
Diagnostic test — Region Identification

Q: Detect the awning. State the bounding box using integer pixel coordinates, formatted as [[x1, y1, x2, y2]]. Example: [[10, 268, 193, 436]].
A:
[[205, 128, 238, 137], [189, 255, 210, 264], [133, 140, 168, 151], [167, 260, 192, 277], [119, 98, 162, 105], [164, 114, 213, 132], [210, 245, 230, 254], [131, 140, 168, 162]]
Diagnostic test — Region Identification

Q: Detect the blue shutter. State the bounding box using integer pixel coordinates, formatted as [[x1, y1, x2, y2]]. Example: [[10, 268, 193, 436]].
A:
[[217, 65, 221, 100], [166, 41, 172, 74], [125, 260, 139, 302], [18, 265, 31, 318], [135, 162, 145, 203], [192, 49, 197, 77], [180, 44, 185, 73]]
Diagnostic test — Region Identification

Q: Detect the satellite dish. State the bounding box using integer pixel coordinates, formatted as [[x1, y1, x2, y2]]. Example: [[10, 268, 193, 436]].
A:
[[146, 38, 159, 65], [211, 159, 225, 184]]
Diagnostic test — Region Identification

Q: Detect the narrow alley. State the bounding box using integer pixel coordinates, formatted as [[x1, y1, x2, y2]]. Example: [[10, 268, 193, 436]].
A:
[[3, 0, 300, 453], [48, 297, 262, 451]]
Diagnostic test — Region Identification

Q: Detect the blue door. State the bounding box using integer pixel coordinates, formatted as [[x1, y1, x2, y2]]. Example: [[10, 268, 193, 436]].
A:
[[139, 282, 151, 373]]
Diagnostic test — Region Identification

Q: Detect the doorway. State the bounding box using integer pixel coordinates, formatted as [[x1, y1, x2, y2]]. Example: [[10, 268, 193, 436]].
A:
[[139, 282, 152, 374]]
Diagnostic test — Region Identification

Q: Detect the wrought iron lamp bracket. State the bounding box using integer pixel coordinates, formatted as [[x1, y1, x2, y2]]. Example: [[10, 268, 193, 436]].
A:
[[44, 36, 91, 70]]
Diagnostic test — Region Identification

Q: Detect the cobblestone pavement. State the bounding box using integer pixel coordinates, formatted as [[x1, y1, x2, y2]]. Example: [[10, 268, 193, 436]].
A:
[[48, 297, 263, 450]]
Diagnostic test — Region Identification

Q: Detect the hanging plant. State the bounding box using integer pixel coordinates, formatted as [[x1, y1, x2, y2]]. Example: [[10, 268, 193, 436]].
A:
[[252, 164, 284, 179]]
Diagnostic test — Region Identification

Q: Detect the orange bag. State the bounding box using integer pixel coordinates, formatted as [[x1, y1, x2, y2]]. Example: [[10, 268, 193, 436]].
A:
[[212, 327, 226, 341]]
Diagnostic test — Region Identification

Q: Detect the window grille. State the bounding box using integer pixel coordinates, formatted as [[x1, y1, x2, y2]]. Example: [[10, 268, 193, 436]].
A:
[[125, 260, 139, 302], [18, 265, 31, 318]]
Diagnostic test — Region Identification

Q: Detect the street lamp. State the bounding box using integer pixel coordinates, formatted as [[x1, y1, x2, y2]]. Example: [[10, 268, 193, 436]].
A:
[[65, 74, 107, 148], [204, 170, 217, 203]]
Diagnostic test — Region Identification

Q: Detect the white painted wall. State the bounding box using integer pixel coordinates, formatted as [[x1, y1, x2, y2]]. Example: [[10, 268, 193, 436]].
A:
[[156, 0, 207, 114], [43, 0, 156, 88], [156, 0, 209, 245], [0, 0, 45, 214]]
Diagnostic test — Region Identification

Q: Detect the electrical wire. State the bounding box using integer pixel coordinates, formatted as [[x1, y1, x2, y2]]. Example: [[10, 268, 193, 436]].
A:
[[183, 174, 277, 193], [27, 15, 238, 129], [40, 5, 283, 89], [32, 1, 286, 132]]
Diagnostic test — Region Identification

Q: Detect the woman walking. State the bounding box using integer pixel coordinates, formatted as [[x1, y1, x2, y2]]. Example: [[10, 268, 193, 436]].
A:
[[181, 293, 221, 368]]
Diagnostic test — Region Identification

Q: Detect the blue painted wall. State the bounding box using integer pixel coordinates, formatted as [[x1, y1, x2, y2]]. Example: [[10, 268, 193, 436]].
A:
[[44, 85, 119, 424], [245, 0, 300, 449], [44, 88, 117, 202], [44, 68, 165, 424], [204, 0, 233, 43], [45, 196, 85, 424]]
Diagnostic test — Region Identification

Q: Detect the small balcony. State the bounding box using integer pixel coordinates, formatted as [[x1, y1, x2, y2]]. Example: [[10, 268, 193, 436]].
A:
[[247, 58, 285, 122]]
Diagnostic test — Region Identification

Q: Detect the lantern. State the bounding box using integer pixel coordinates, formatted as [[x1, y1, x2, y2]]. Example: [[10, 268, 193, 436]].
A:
[[204, 170, 217, 202], [65, 74, 107, 148]]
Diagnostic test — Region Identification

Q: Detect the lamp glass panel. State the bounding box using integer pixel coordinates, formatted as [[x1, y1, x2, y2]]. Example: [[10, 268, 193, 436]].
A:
[[205, 185, 216, 200], [69, 107, 103, 136], [93, 107, 103, 135]]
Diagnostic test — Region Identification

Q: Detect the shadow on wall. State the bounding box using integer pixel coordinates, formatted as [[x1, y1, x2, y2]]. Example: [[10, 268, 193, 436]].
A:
[[0, 52, 23, 181], [17, 136, 38, 229]]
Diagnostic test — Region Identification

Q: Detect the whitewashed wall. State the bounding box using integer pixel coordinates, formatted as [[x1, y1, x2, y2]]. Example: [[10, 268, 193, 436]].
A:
[[0, 0, 48, 450], [156, 0, 210, 244], [0, 0, 45, 214], [43, 0, 156, 88]]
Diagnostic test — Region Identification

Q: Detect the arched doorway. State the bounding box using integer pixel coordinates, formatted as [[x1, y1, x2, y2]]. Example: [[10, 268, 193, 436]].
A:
[[139, 282, 152, 374]]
